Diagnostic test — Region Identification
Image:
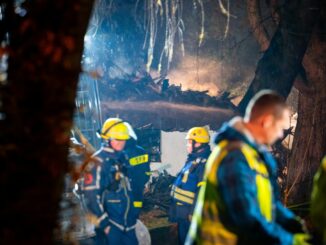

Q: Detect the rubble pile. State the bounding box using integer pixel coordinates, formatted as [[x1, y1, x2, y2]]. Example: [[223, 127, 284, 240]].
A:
[[98, 76, 237, 110], [143, 170, 176, 212]]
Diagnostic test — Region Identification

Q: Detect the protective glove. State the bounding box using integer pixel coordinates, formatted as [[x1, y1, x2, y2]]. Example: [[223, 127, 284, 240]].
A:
[[292, 233, 311, 245], [284, 216, 307, 233]]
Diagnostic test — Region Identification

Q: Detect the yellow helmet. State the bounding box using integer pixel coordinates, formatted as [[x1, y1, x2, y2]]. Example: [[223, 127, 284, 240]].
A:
[[186, 127, 210, 143], [98, 118, 130, 141]]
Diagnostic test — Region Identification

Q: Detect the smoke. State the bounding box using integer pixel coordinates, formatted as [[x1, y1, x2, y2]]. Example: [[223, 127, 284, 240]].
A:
[[165, 54, 252, 96]]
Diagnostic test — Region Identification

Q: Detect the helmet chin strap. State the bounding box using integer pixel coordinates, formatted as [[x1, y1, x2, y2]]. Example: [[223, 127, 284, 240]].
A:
[[103, 139, 112, 147], [191, 141, 205, 154]]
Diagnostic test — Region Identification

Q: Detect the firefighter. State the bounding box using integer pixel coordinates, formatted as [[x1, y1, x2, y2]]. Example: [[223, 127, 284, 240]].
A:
[[169, 127, 211, 244], [311, 156, 326, 244], [81, 118, 138, 245], [187, 90, 310, 245]]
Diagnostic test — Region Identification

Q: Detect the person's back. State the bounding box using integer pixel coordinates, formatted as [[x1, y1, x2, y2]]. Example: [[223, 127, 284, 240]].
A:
[[187, 90, 310, 245]]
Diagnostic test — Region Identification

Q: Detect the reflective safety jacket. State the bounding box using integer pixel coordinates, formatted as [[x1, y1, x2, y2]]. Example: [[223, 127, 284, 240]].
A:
[[124, 140, 150, 216], [81, 146, 138, 232], [169, 145, 211, 221], [187, 118, 300, 245], [311, 156, 326, 243]]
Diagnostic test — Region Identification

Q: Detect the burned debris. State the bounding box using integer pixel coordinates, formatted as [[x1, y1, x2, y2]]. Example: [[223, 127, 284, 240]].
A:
[[98, 75, 237, 110], [143, 170, 176, 212]]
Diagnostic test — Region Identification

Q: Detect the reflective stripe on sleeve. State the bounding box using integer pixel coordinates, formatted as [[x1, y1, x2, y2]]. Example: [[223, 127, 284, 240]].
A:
[[174, 186, 195, 198], [173, 193, 194, 204], [133, 201, 143, 208]]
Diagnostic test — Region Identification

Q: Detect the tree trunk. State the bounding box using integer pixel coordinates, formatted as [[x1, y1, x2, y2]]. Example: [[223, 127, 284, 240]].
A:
[[285, 33, 326, 205], [239, 0, 326, 207], [246, 0, 270, 51], [0, 1, 94, 244], [238, 0, 320, 113]]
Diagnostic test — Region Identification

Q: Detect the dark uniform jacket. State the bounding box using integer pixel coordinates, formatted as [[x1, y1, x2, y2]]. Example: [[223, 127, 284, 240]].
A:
[[82, 145, 138, 232], [169, 145, 211, 221], [187, 118, 304, 245], [124, 139, 150, 217]]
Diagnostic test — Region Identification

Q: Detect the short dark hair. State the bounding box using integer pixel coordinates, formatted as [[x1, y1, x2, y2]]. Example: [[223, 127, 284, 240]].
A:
[[244, 90, 288, 122]]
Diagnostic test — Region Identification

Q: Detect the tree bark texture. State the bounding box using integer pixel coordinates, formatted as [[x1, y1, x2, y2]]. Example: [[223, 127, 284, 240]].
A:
[[285, 32, 326, 205], [246, 0, 270, 51], [0, 1, 94, 244], [238, 0, 320, 113]]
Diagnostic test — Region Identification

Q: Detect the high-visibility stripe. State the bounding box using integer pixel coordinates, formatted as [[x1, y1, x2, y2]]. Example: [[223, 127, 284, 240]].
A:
[[197, 181, 205, 187], [200, 219, 238, 245], [206, 141, 229, 185], [255, 174, 272, 222], [107, 199, 121, 203], [102, 147, 114, 153], [129, 154, 149, 166], [173, 193, 194, 204], [133, 201, 143, 208], [240, 144, 272, 222], [109, 219, 136, 232], [182, 170, 189, 183], [241, 146, 268, 176], [83, 186, 99, 191], [97, 213, 108, 225], [174, 186, 195, 198], [96, 195, 105, 213]]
